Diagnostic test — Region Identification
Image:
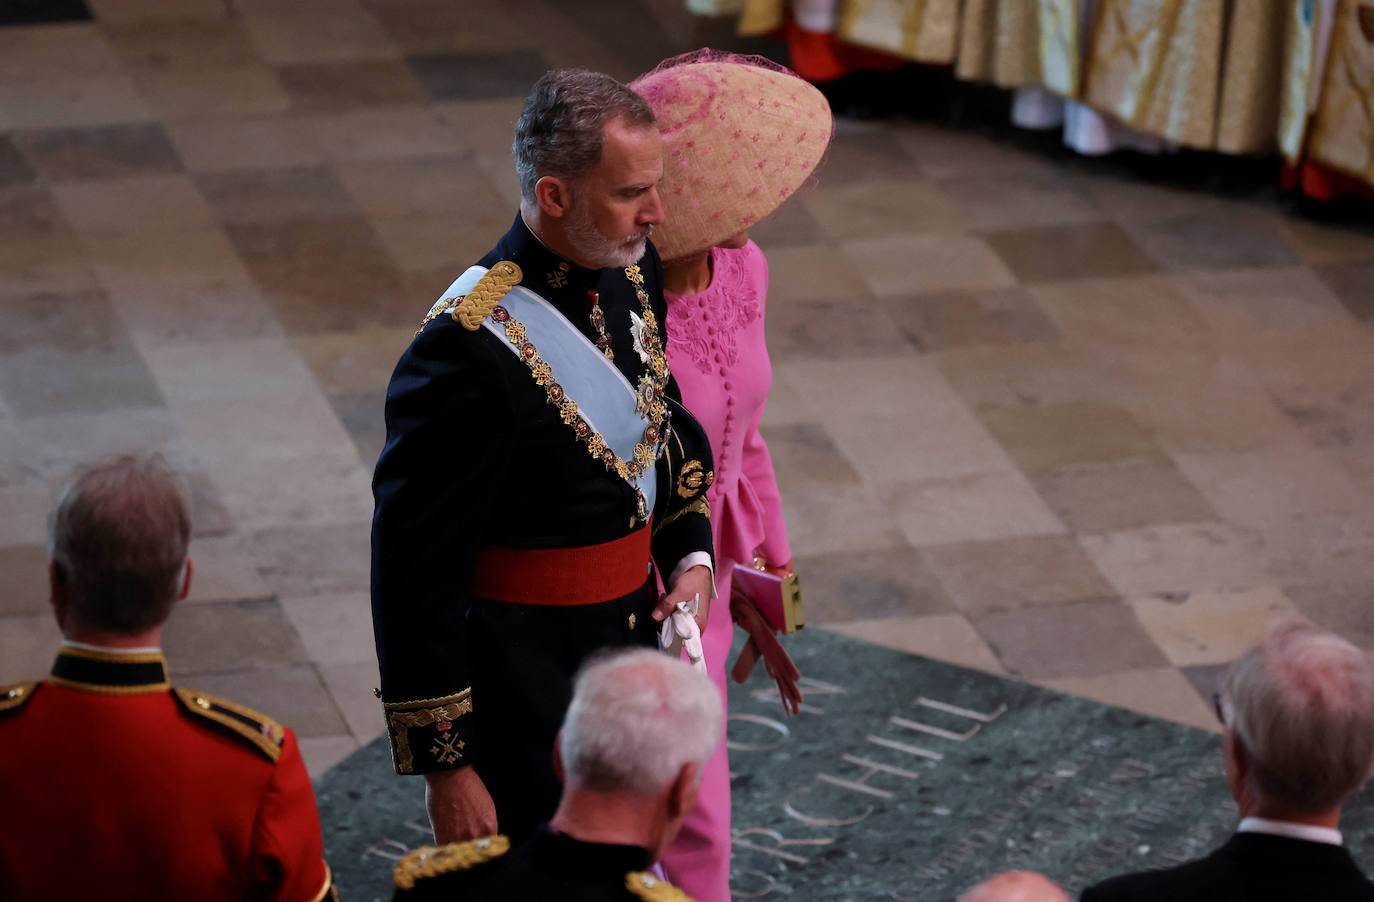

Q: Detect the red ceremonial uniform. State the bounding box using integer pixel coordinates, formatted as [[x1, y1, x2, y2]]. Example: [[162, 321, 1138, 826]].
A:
[[0, 646, 334, 902]]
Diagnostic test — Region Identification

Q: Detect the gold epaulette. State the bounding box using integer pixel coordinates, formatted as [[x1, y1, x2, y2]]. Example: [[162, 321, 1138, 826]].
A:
[[393, 836, 510, 891], [416, 261, 523, 336], [0, 682, 37, 714], [626, 871, 695, 902], [172, 687, 286, 762]]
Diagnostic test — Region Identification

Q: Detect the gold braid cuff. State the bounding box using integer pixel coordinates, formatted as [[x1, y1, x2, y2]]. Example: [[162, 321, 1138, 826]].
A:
[[654, 496, 711, 536], [383, 689, 473, 774]]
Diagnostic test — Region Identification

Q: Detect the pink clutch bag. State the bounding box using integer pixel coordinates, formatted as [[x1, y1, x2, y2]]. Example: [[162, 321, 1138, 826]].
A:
[[731, 563, 805, 634]]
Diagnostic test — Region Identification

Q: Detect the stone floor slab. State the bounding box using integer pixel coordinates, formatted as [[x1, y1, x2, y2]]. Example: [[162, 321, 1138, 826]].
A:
[[923, 534, 1116, 614], [983, 221, 1156, 283], [161, 597, 310, 673], [279, 591, 376, 667], [1128, 586, 1300, 668], [1040, 667, 1217, 733], [1028, 458, 1216, 533], [791, 547, 954, 622], [0, 545, 50, 617], [820, 614, 1007, 674], [881, 471, 1065, 547], [1079, 522, 1272, 597], [972, 598, 1168, 680], [847, 233, 1017, 296]]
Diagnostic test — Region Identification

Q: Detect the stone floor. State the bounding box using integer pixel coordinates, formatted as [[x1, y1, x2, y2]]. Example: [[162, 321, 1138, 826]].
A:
[[3, 0, 1374, 778]]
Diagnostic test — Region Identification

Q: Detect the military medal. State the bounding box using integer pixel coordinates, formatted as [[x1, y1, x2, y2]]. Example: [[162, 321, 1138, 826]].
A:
[[588, 290, 614, 360], [490, 264, 669, 529]]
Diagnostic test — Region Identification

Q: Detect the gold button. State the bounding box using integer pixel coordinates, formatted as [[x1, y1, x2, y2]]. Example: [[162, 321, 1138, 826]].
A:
[[628, 614, 637, 630], [194, 696, 211, 710], [7, 687, 23, 699]]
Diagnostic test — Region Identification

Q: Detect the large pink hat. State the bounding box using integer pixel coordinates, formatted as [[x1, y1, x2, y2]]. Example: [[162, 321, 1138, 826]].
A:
[[631, 50, 834, 262]]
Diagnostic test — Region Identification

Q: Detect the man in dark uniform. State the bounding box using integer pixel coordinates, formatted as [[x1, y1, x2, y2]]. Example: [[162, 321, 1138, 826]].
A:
[[390, 649, 720, 901], [370, 68, 716, 846], [0, 454, 334, 902]]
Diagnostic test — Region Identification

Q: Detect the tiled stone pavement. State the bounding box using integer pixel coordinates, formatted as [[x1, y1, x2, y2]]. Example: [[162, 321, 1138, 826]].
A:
[[3, 0, 1374, 777]]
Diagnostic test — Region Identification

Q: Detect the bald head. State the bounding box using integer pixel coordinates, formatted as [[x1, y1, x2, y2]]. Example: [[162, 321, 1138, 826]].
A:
[[958, 871, 1071, 902]]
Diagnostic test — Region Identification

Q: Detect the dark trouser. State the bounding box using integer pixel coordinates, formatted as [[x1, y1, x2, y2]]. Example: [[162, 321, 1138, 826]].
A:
[[466, 576, 658, 845]]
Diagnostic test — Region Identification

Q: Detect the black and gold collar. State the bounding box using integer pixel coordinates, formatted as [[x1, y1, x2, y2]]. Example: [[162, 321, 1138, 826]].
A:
[[530, 827, 652, 879], [502, 213, 602, 302], [50, 646, 170, 695]]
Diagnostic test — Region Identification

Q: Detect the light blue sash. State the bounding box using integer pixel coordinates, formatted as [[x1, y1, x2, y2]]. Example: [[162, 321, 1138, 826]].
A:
[[439, 266, 658, 513]]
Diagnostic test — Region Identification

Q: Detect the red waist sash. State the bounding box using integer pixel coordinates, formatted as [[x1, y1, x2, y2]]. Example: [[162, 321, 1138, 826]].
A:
[[469, 521, 652, 605]]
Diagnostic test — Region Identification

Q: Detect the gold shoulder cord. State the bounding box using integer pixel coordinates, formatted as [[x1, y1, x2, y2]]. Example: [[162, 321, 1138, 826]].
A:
[[625, 871, 695, 902], [414, 262, 523, 337], [0, 682, 37, 713], [414, 260, 672, 527], [393, 836, 510, 890]]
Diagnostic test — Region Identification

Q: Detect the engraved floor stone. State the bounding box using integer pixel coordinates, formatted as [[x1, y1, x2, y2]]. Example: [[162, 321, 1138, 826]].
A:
[[314, 631, 1374, 900]]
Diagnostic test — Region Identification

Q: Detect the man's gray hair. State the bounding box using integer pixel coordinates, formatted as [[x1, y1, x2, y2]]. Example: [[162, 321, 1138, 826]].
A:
[[512, 68, 655, 203], [1222, 618, 1374, 812], [560, 648, 722, 798], [48, 454, 191, 633]]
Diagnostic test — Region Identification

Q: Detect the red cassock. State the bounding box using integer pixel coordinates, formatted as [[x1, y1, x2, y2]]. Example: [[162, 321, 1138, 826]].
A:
[[0, 646, 334, 902]]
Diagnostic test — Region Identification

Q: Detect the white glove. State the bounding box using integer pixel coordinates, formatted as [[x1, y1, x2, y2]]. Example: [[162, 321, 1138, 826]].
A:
[[659, 594, 706, 672]]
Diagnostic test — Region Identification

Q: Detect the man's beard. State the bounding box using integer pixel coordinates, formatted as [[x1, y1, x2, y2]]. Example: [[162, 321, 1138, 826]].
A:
[[564, 201, 651, 269]]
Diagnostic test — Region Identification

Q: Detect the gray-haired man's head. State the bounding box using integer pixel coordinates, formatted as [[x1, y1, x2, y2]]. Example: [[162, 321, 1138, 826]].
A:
[[1220, 619, 1374, 814]]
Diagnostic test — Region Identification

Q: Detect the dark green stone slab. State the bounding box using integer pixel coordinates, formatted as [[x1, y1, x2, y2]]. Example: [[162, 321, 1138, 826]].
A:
[[316, 629, 1374, 901]]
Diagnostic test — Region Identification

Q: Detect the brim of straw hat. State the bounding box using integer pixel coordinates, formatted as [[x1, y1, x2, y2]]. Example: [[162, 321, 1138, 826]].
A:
[[631, 58, 834, 262]]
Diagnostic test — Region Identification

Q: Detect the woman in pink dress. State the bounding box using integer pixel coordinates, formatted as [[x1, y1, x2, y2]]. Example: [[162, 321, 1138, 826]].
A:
[[632, 51, 834, 902]]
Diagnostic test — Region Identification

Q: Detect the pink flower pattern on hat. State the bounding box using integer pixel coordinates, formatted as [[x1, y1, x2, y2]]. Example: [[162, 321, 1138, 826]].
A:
[[631, 49, 834, 262]]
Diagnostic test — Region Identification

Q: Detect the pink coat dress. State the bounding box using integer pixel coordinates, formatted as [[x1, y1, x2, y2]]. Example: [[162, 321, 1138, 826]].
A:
[[659, 240, 792, 901]]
